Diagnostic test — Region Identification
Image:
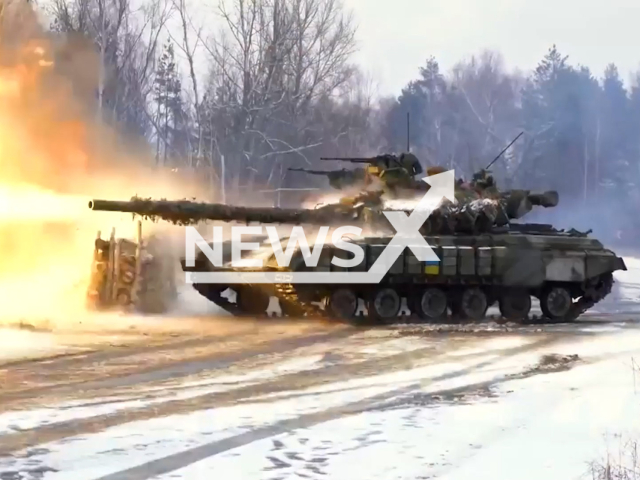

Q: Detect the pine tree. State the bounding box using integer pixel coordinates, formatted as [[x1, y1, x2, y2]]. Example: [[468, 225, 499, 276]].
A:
[[598, 64, 631, 197], [383, 57, 451, 165], [520, 45, 590, 196], [153, 41, 185, 166]]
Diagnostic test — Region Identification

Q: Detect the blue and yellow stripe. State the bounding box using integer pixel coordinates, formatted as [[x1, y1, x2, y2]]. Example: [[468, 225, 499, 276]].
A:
[[424, 260, 440, 275]]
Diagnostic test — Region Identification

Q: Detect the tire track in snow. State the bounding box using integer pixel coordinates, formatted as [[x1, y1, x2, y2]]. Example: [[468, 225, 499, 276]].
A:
[[0, 326, 376, 453], [60, 335, 565, 480], [0, 324, 358, 406], [134, 339, 640, 480], [0, 343, 435, 453]]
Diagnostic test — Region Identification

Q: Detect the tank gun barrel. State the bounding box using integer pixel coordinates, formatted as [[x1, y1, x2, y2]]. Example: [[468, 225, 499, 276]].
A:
[[88, 196, 385, 228], [288, 166, 365, 190], [88, 187, 561, 237], [527, 190, 559, 208], [320, 157, 376, 163], [288, 167, 337, 175], [89, 198, 314, 225], [89, 199, 138, 212]]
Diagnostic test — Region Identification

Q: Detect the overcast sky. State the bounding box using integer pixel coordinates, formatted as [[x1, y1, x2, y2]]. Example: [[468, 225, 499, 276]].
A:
[[346, 0, 640, 96]]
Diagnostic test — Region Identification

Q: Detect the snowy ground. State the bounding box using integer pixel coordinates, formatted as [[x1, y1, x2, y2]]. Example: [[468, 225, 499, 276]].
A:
[[608, 256, 640, 307], [1, 257, 640, 480]]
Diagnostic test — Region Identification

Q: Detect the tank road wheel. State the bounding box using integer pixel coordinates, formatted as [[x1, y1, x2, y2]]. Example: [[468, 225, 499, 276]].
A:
[[499, 290, 532, 321], [540, 286, 573, 322], [236, 287, 270, 316], [415, 288, 448, 321], [368, 288, 401, 323], [456, 287, 488, 321], [326, 288, 358, 320]]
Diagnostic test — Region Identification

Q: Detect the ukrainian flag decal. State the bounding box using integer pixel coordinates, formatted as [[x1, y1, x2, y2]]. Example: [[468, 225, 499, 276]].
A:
[[424, 260, 440, 275]]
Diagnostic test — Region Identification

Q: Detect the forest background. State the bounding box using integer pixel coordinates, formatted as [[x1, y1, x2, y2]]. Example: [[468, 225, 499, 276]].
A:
[[29, 0, 640, 242]]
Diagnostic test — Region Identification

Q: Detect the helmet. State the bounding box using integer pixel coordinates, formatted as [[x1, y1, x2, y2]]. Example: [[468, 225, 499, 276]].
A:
[[399, 153, 423, 175]]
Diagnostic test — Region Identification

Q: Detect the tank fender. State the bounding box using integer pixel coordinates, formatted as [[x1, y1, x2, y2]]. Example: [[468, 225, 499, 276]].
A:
[[585, 251, 626, 279]]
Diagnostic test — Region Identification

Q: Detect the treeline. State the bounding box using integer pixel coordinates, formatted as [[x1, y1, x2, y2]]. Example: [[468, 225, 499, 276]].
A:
[[39, 0, 640, 219], [44, 0, 376, 200], [384, 48, 640, 205]]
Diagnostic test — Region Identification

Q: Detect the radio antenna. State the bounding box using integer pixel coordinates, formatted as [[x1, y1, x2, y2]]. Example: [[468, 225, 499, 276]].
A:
[[406, 112, 410, 152], [485, 131, 524, 170]]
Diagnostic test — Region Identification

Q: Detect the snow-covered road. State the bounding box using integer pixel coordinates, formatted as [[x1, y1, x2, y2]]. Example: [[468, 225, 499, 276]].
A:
[[1, 257, 640, 480]]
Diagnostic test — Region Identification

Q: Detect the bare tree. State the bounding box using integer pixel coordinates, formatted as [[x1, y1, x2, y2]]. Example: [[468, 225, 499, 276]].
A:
[[449, 50, 523, 177], [166, 0, 203, 168], [48, 0, 172, 137], [326, 68, 383, 154], [197, 0, 358, 193]]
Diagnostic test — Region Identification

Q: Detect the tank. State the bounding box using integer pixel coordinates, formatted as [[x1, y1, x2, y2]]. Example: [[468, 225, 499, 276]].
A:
[[87, 186, 626, 324], [86, 220, 178, 314]]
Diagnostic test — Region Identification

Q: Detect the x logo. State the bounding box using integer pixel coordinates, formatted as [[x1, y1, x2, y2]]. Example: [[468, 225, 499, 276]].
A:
[[369, 170, 456, 273]]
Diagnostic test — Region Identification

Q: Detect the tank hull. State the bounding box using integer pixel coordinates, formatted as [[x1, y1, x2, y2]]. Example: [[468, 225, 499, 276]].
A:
[[181, 231, 626, 323]]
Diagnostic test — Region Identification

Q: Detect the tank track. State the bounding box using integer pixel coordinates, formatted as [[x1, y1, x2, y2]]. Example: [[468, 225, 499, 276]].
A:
[[565, 272, 614, 322], [193, 285, 258, 317], [194, 284, 324, 317], [192, 272, 616, 324], [274, 283, 325, 317]]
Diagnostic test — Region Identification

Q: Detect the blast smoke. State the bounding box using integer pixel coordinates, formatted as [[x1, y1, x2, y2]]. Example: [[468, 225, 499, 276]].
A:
[[0, 0, 209, 330]]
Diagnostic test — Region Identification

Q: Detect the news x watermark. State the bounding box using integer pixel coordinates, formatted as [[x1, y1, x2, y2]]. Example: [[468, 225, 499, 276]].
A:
[[184, 170, 456, 284]]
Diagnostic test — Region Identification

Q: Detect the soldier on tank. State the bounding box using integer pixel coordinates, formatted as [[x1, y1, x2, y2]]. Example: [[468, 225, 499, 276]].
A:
[[466, 169, 500, 200], [471, 169, 495, 190], [398, 152, 423, 176], [361, 152, 424, 194]]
